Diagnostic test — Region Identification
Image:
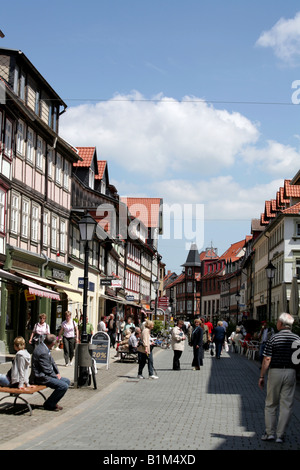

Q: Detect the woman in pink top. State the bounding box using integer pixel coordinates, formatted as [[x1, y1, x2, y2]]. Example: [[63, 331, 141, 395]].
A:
[[58, 311, 79, 366]]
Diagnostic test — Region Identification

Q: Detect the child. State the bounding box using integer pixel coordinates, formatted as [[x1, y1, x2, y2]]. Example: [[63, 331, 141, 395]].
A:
[[0, 336, 31, 389]]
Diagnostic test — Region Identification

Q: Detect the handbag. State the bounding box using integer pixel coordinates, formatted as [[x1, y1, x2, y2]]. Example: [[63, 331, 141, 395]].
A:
[[209, 343, 215, 356]]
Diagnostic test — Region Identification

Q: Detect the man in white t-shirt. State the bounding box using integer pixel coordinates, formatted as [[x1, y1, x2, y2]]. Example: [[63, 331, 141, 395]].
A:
[[97, 316, 107, 332]]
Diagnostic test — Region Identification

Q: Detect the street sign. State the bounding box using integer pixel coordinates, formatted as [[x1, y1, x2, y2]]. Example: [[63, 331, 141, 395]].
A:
[[126, 295, 135, 301], [100, 279, 112, 286], [158, 296, 169, 310], [90, 332, 110, 369]]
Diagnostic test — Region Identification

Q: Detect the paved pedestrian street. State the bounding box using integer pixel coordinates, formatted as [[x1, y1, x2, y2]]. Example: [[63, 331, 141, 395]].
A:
[[1, 345, 300, 452]]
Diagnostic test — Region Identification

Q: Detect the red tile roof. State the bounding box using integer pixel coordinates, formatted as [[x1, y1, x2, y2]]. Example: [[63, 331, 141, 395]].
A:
[[73, 147, 96, 167], [282, 202, 300, 214], [95, 161, 107, 179], [284, 179, 300, 198], [265, 200, 276, 218], [167, 272, 185, 288], [279, 187, 290, 205], [200, 249, 218, 261], [121, 197, 162, 228], [220, 239, 245, 262]]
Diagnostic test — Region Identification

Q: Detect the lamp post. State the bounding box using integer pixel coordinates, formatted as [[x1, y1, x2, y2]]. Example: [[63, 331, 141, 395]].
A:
[[78, 213, 97, 343], [74, 213, 97, 388], [235, 291, 241, 325], [265, 260, 276, 323], [153, 278, 160, 321]]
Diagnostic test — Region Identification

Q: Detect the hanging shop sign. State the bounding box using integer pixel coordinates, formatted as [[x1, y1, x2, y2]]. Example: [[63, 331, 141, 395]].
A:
[[24, 289, 36, 302]]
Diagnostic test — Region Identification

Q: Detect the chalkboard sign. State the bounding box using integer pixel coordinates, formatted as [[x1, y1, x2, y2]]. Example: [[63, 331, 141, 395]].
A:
[[90, 332, 110, 369]]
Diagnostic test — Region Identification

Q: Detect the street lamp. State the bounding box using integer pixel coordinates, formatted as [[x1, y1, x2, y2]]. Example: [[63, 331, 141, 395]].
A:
[[153, 278, 160, 321], [265, 260, 276, 322], [78, 213, 97, 343], [235, 291, 241, 324], [74, 213, 97, 388]]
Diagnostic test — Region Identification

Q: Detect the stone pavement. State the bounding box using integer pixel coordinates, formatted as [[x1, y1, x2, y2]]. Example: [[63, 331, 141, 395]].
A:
[[1, 345, 300, 451]]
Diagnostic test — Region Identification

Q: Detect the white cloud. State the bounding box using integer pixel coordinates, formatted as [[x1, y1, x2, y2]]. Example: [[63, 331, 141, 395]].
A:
[[242, 140, 300, 176], [256, 12, 300, 65], [150, 176, 283, 221], [60, 92, 259, 178]]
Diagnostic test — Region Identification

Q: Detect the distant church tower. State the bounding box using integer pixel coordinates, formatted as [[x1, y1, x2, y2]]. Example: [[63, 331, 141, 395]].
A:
[[181, 243, 201, 318]]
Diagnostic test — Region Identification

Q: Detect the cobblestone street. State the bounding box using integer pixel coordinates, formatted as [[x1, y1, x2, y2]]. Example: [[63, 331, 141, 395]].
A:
[[1, 345, 300, 452]]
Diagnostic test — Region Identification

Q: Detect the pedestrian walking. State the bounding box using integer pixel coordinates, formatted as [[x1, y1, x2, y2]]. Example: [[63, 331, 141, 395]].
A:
[[29, 313, 50, 348], [171, 319, 186, 370], [107, 312, 117, 348], [97, 316, 108, 332], [201, 317, 210, 351], [259, 313, 300, 443], [191, 318, 203, 370], [211, 321, 225, 359], [79, 315, 94, 342], [58, 311, 79, 366], [258, 321, 274, 363], [137, 320, 158, 379], [31, 334, 70, 411]]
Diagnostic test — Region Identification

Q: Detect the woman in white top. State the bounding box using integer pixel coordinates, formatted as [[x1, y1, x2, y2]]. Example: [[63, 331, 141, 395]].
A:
[[58, 311, 79, 366], [29, 313, 50, 348]]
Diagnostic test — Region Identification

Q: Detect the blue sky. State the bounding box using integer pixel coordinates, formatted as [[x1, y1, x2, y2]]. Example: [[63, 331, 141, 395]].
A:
[[2, 0, 300, 272]]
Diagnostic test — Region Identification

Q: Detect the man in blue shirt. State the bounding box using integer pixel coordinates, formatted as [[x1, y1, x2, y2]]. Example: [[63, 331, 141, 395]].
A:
[[31, 334, 70, 411]]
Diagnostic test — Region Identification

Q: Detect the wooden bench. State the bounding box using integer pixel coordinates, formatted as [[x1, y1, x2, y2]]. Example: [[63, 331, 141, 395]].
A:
[[0, 385, 47, 416], [118, 349, 138, 362]]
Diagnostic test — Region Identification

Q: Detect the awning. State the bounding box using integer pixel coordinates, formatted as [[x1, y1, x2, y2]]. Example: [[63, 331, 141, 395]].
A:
[[101, 293, 141, 307], [101, 294, 127, 305], [53, 280, 82, 304], [0, 269, 60, 300], [13, 271, 81, 302], [67, 292, 83, 304], [21, 279, 60, 300], [53, 280, 82, 294], [0, 269, 22, 283]]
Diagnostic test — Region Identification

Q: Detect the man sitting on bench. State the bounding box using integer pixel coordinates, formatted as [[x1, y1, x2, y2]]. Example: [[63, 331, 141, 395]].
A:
[[31, 334, 70, 412], [128, 327, 141, 353]]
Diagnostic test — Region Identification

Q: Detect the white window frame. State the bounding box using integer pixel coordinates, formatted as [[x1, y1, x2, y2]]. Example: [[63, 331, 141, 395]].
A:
[[4, 119, 13, 158], [36, 136, 44, 170], [55, 154, 62, 185], [31, 204, 39, 242], [60, 219, 66, 254], [47, 148, 53, 178], [19, 72, 26, 101], [89, 168, 94, 189], [43, 210, 49, 246], [16, 120, 25, 156], [26, 128, 35, 163], [21, 199, 29, 238], [11, 192, 20, 234], [51, 215, 57, 250], [63, 160, 70, 190], [13, 65, 19, 94], [0, 188, 5, 234]]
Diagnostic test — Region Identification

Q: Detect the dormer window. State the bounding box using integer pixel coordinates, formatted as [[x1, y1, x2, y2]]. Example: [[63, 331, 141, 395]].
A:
[[13, 65, 26, 101], [89, 168, 94, 189]]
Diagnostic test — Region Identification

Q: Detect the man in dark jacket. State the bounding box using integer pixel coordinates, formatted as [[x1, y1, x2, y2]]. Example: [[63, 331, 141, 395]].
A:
[[31, 334, 70, 411], [212, 321, 226, 359]]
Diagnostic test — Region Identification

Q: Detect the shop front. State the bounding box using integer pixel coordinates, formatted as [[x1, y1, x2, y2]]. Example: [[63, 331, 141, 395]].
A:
[[0, 268, 60, 353]]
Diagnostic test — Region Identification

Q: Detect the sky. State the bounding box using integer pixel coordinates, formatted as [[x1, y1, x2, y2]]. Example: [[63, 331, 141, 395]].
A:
[[2, 0, 300, 273]]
